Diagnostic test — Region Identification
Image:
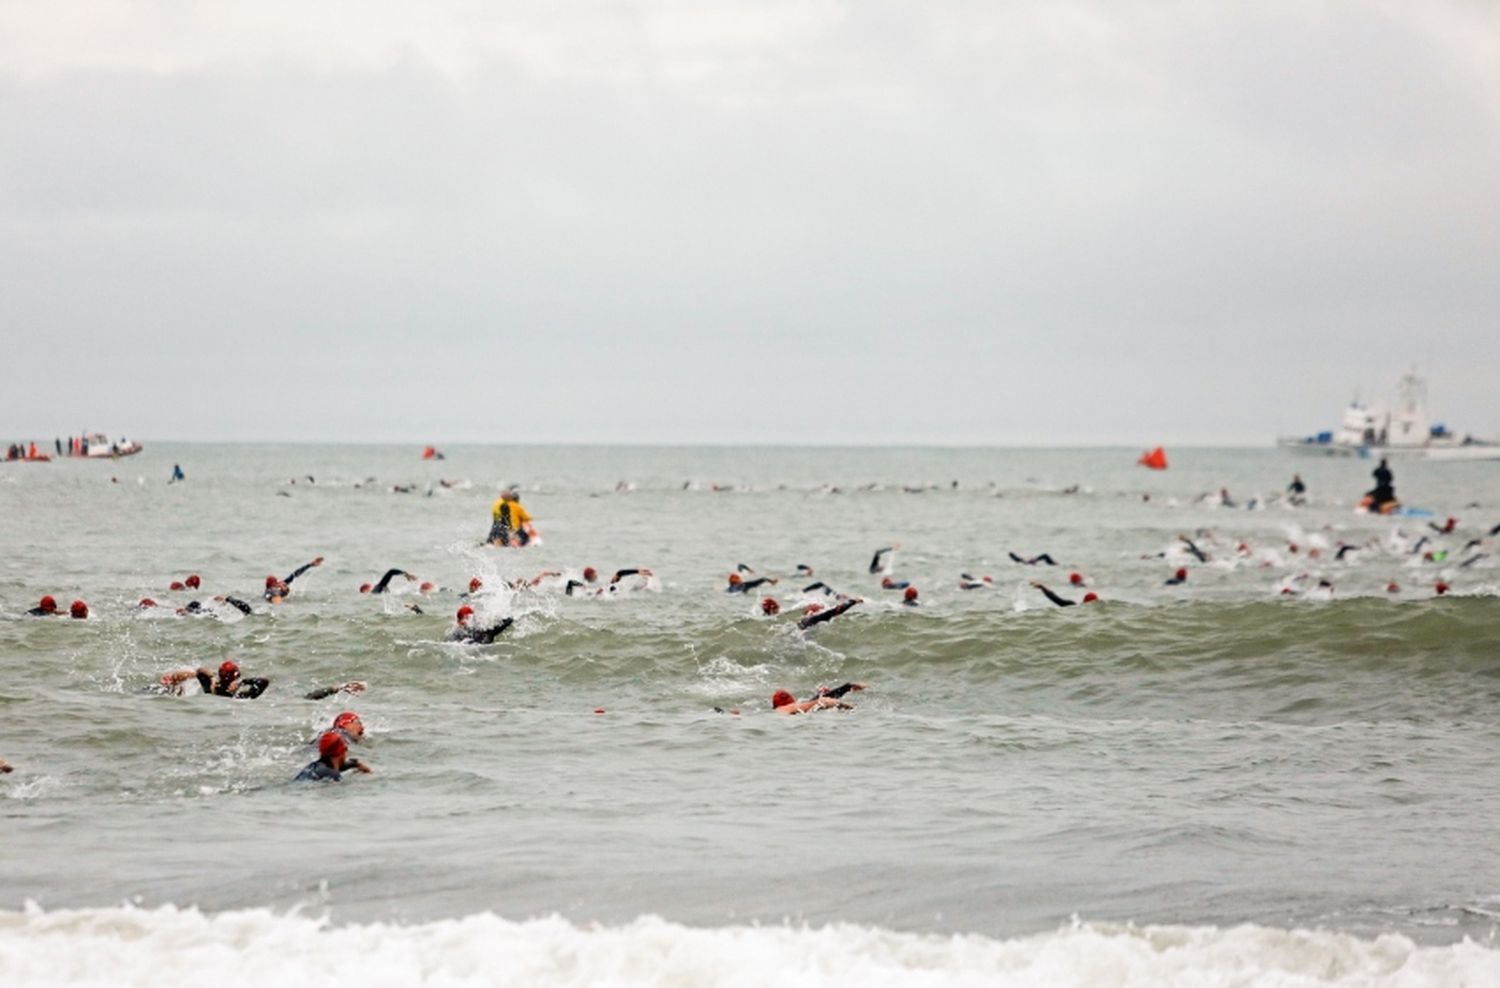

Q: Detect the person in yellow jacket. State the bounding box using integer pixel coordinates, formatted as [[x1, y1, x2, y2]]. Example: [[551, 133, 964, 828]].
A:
[[488, 489, 537, 546]]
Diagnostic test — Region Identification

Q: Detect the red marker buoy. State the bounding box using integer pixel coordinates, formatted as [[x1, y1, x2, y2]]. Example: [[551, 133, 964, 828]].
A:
[[594, 708, 605, 714]]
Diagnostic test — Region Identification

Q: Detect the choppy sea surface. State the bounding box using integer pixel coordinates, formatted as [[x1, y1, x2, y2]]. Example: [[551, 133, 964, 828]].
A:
[[2, 444, 1498, 986]]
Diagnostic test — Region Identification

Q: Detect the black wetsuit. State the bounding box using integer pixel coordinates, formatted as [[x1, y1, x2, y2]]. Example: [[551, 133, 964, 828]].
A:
[[294, 759, 343, 782], [802, 581, 837, 596], [1368, 462, 1395, 510], [1335, 545, 1359, 561], [1180, 538, 1208, 563], [816, 682, 861, 700], [869, 548, 895, 574], [564, 580, 589, 596], [184, 597, 253, 617], [1034, 584, 1077, 608], [25, 606, 59, 617], [448, 617, 514, 644], [726, 577, 774, 594], [195, 671, 270, 699], [798, 599, 859, 630], [371, 569, 408, 594], [610, 569, 645, 584], [1009, 552, 1057, 566]]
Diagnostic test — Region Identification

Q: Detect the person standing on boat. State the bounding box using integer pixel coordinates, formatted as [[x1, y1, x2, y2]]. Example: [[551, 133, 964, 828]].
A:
[[1367, 459, 1396, 513], [1287, 474, 1306, 505]]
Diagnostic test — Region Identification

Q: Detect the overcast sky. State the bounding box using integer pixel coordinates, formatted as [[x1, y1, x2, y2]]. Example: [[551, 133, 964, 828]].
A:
[[2, 1, 1497, 445]]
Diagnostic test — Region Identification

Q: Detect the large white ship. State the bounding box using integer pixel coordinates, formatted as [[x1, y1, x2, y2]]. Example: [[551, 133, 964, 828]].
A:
[[1277, 371, 1500, 460]]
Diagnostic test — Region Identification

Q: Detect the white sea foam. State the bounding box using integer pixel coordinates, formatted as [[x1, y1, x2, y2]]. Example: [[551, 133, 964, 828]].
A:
[[1, 905, 1495, 988]]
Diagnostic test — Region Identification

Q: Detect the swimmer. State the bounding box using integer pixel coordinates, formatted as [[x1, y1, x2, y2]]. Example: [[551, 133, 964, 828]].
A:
[[446, 605, 514, 644], [1179, 535, 1209, 563], [726, 572, 776, 593], [362, 569, 415, 594], [25, 595, 60, 616], [1429, 517, 1457, 535], [1287, 474, 1306, 505], [802, 581, 839, 596], [329, 711, 365, 745], [295, 730, 370, 782], [760, 597, 781, 616], [160, 660, 270, 699], [264, 556, 324, 602], [880, 576, 911, 591], [1030, 581, 1099, 607], [304, 681, 368, 701], [1008, 552, 1057, 566], [180, 596, 254, 618], [958, 574, 993, 590], [798, 596, 861, 630], [69, 600, 88, 619], [902, 586, 920, 606], [0, 758, 11, 773], [869, 545, 899, 575], [771, 682, 865, 715], [1164, 567, 1188, 586]]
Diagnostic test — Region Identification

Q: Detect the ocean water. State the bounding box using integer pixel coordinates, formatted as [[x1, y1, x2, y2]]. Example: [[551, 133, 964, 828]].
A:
[[2, 444, 1498, 986]]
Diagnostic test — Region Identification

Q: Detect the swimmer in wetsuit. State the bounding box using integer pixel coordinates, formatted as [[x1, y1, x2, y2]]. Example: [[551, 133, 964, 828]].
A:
[[1030, 581, 1099, 607], [1008, 552, 1057, 566], [264, 557, 324, 602], [160, 660, 270, 699], [25, 595, 60, 616], [770, 682, 865, 714], [180, 596, 254, 617], [869, 546, 899, 575], [446, 605, 514, 644], [797, 596, 860, 630], [304, 681, 367, 701], [295, 730, 370, 782], [726, 572, 775, 593], [362, 569, 414, 594]]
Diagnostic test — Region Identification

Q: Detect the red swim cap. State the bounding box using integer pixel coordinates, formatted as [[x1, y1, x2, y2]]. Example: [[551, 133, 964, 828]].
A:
[[185, 575, 200, 589], [1175, 568, 1187, 580], [760, 597, 780, 615], [69, 600, 88, 619], [219, 660, 239, 679], [904, 586, 918, 601], [333, 711, 361, 730], [881, 576, 895, 588], [359, 583, 373, 593], [265, 575, 280, 588], [456, 605, 475, 624], [139, 598, 157, 608], [583, 567, 598, 582], [1082, 592, 1099, 603], [419, 582, 435, 593], [1386, 581, 1400, 593], [469, 577, 483, 592], [1069, 572, 1083, 585], [728, 573, 742, 585], [38, 595, 57, 613], [318, 731, 347, 761], [1435, 581, 1450, 595], [771, 689, 795, 708], [169, 581, 185, 591]]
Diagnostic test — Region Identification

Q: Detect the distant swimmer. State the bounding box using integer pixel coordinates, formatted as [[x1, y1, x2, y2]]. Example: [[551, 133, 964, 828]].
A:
[[1164, 567, 1188, 586], [26, 595, 60, 616], [488, 489, 537, 547], [361, 569, 415, 594], [1429, 516, 1457, 535], [0, 758, 11, 773], [760, 597, 781, 616], [1219, 488, 1237, 508], [447, 605, 514, 644], [68, 600, 88, 619], [264, 557, 324, 603], [295, 730, 371, 782], [771, 682, 865, 715], [798, 596, 860, 631], [304, 681, 367, 701], [160, 660, 270, 699], [795, 564, 815, 577], [1178, 535, 1209, 563], [880, 576, 911, 591], [869, 545, 899, 575], [1287, 474, 1306, 505], [1030, 581, 1098, 607], [802, 581, 839, 596], [958, 574, 993, 590], [1008, 552, 1057, 566], [169, 464, 185, 484], [180, 596, 254, 618], [902, 586, 919, 606], [726, 572, 776, 593], [1335, 544, 1361, 562]]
